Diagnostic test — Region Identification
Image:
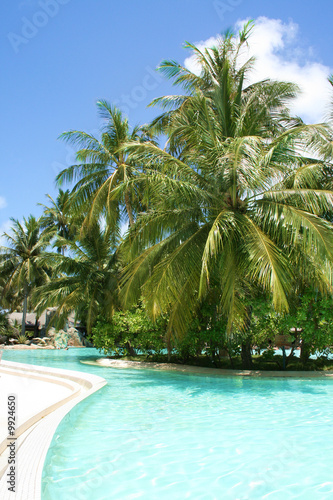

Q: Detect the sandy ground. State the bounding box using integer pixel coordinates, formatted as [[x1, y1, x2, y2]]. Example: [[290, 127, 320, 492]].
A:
[[0, 345, 55, 349], [0, 345, 86, 350], [82, 357, 333, 378]]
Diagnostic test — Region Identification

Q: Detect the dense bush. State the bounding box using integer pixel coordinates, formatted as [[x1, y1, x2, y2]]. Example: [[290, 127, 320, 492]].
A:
[[91, 300, 242, 363], [0, 312, 20, 344], [91, 291, 333, 369], [91, 304, 167, 356]]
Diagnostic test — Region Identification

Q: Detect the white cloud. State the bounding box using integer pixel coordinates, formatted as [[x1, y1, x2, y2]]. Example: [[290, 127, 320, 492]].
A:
[[184, 17, 332, 124], [184, 36, 218, 75], [0, 196, 7, 209]]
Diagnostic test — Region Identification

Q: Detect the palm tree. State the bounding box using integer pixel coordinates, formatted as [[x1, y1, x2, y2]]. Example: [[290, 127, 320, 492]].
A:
[[0, 216, 52, 336], [33, 222, 120, 336], [149, 21, 301, 149], [56, 100, 155, 231], [39, 189, 77, 255], [119, 25, 333, 367]]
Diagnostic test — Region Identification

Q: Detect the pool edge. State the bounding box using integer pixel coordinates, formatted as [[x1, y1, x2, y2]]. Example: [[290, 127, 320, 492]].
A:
[[0, 360, 106, 500]]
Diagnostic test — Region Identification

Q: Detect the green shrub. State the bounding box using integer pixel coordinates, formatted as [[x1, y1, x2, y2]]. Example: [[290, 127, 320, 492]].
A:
[[91, 305, 167, 356], [16, 334, 28, 344], [0, 311, 10, 336]]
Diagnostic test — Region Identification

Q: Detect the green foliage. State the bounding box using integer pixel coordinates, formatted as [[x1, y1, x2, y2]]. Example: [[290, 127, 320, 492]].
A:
[[0, 312, 10, 336], [39, 189, 79, 255], [260, 348, 277, 363], [57, 101, 156, 230], [16, 334, 28, 344], [0, 312, 20, 343], [33, 222, 120, 335], [1, 24, 333, 370], [120, 25, 333, 346], [173, 298, 231, 362], [90, 287, 333, 369], [0, 216, 52, 335], [91, 304, 167, 356], [248, 299, 284, 346], [285, 290, 333, 355], [249, 290, 333, 359], [91, 298, 240, 363], [0, 216, 52, 295]]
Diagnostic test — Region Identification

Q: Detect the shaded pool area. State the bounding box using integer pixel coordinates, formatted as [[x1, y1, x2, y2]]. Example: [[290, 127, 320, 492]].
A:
[[2, 348, 333, 500]]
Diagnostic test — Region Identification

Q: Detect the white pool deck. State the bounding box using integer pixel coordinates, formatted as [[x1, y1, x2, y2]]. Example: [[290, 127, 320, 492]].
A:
[[0, 358, 106, 500]]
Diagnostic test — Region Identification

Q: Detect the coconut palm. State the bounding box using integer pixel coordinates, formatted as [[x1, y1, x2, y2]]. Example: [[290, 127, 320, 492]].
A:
[[119, 25, 333, 366], [149, 21, 302, 150], [0, 216, 52, 335], [33, 222, 120, 335], [56, 100, 156, 231], [39, 189, 77, 255]]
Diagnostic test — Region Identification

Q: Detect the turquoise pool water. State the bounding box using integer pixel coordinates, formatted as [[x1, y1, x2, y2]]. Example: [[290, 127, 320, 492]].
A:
[[2, 348, 333, 500]]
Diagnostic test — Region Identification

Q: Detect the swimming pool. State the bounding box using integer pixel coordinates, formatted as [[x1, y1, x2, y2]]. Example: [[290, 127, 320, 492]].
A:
[[2, 348, 333, 499]]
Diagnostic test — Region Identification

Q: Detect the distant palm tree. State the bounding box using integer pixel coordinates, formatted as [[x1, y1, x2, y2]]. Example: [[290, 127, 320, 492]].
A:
[[56, 100, 155, 231], [0, 216, 52, 335], [33, 223, 120, 335], [39, 189, 77, 255], [120, 24, 333, 366]]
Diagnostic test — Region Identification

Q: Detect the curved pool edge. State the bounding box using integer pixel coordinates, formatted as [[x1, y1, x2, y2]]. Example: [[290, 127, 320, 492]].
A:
[[0, 360, 106, 500], [83, 358, 333, 378]]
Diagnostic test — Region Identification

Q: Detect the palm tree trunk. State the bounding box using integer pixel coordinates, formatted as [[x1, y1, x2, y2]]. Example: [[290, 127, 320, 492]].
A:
[[125, 191, 134, 226], [241, 306, 253, 369], [22, 283, 28, 337], [241, 339, 253, 369], [125, 340, 136, 357], [300, 341, 310, 363], [166, 331, 172, 362], [227, 341, 234, 369], [34, 316, 39, 337]]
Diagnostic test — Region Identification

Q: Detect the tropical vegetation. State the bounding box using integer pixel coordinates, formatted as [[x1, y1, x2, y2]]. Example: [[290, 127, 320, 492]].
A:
[[1, 22, 333, 369], [0, 216, 52, 335]]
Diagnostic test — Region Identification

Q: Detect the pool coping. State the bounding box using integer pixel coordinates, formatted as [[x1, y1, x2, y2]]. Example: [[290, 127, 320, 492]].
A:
[[83, 358, 333, 378], [0, 360, 106, 500]]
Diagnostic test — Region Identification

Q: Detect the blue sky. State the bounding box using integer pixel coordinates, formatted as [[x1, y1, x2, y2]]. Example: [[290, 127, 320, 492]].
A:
[[1, 0, 333, 239]]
